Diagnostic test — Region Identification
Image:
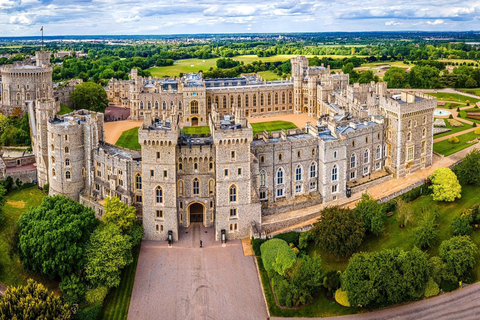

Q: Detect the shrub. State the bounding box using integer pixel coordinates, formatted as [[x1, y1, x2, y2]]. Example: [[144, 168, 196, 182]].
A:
[[440, 236, 478, 282], [448, 136, 459, 144], [85, 286, 108, 306], [430, 167, 462, 202], [475, 127, 480, 135], [298, 231, 311, 250], [449, 114, 453, 119], [323, 270, 341, 296], [474, 122, 478, 127], [273, 231, 300, 247], [354, 193, 385, 235], [401, 185, 423, 202], [424, 278, 440, 297], [59, 274, 86, 305], [335, 289, 350, 307], [252, 238, 266, 256], [270, 273, 291, 307], [413, 216, 438, 249], [75, 304, 101, 320], [382, 200, 396, 214], [260, 238, 297, 276], [457, 107, 460, 112], [440, 279, 459, 292], [42, 183, 49, 193], [451, 215, 472, 236], [466, 100, 471, 106]]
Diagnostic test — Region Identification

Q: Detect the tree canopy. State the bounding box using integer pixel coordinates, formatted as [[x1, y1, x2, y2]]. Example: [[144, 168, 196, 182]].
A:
[[354, 193, 385, 235], [454, 149, 480, 186], [18, 195, 99, 279], [70, 82, 109, 112], [260, 238, 297, 276], [439, 236, 478, 281], [430, 167, 462, 202]]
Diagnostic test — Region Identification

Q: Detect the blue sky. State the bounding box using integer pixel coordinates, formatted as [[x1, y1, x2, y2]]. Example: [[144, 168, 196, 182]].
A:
[[2, 0, 480, 36]]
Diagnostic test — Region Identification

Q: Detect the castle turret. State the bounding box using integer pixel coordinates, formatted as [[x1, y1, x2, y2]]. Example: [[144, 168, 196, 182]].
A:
[[36, 51, 51, 68]]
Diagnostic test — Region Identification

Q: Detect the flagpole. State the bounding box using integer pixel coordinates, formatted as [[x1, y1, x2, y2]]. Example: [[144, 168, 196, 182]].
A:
[[41, 26, 44, 51]]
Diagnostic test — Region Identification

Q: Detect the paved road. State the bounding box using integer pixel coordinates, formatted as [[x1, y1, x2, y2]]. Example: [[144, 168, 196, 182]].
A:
[[272, 281, 480, 320], [127, 223, 268, 320]]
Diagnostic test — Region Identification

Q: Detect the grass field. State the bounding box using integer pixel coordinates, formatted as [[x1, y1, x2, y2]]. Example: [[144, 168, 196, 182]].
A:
[[427, 92, 480, 104], [180, 126, 211, 135], [250, 121, 297, 135], [0, 187, 58, 291], [460, 89, 480, 97], [434, 119, 473, 138], [437, 102, 461, 109], [258, 71, 282, 81], [433, 130, 479, 156], [57, 104, 73, 115], [440, 59, 480, 65], [359, 61, 411, 69], [100, 246, 140, 320], [115, 127, 141, 150], [459, 110, 480, 123]]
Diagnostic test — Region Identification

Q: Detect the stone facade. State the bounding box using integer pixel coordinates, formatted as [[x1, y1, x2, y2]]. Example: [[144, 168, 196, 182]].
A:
[[24, 55, 435, 242]]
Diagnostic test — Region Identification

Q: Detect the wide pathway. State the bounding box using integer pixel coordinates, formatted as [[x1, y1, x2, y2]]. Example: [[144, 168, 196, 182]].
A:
[[127, 223, 268, 320], [273, 281, 480, 320]]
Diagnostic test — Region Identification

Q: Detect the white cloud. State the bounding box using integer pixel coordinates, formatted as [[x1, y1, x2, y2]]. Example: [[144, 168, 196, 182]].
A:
[[427, 19, 445, 25], [116, 15, 141, 23], [385, 20, 403, 26], [10, 13, 34, 25]]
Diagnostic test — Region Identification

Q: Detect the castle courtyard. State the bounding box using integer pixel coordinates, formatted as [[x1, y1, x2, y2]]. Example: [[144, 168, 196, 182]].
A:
[[127, 223, 268, 320], [247, 113, 318, 129], [103, 119, 142, 145]]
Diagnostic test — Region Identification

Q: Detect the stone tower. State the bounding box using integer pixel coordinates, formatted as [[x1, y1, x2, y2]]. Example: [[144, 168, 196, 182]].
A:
[[291, 56, 308, 114], [36, 51, 51, 67]]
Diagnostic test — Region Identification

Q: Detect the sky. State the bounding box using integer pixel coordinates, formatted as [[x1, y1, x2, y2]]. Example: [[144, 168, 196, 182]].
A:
[[1, 0, 480, 36]]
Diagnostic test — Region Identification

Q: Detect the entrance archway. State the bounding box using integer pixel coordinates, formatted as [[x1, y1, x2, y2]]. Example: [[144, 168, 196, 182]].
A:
[[188, 202, 204, 224], [192, 117, 199, 126]]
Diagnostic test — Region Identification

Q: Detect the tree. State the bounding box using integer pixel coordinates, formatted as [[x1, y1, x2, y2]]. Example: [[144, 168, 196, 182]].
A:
[[439, 236, 478, 281], [103, 197, 137, 233], [85, 224, 133, 288], [454, 149, 480, 186], [451, 215, 472, 236], [430, 167, 462, 202], [70, 82, 109, 112], [260, 238, 297, 276], [354, 193, 385, 235], [59, 274, 86, 305], [18, 196, 99, 279], [342, 247, 429, 308], [413, 215, 438, 249], [384, 67, 408, 88], [311, 206, 365, 257], [285, 255, 323, 306], [0, 279, 71, 319], [395, 198, 414, 228]]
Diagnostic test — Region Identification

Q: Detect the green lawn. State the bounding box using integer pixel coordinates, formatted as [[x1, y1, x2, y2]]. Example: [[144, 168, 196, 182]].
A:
[[250, 121, 298, 135], [180, 126, 211, 135], [57, 104, 73, 115], [427, 92, 480, 104], [101, 246, 140, 320], [0, 187, 58, 291], [115, 127, 141, 150], [258, 71, 283, 81], [434, 118, 473, 138], [460, 89, 480, 97], [433, 130, 479, 156], [437, 102, 461, 109]]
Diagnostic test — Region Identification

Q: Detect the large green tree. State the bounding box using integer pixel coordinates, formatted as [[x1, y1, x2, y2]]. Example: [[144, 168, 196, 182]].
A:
[[311, 206, 365, 257], [260, 238, 297, 276], [70, 82, 109, 112], [454, 149, 480, 186], [354, 193, 385, 235], [85, 224, 133, 288], [0, 280, 71, 320], [439, 236, 477, 281], [18, 196, 99, 279], [430, 167, 462, 202], [103, 196, 142, 247], [285, 255, 323, 307]]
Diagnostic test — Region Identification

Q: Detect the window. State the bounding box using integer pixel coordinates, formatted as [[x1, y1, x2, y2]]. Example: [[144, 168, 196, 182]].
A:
[[163, 170, 167, 178], [237, 168, 242, 175], [295, 185, 302, 193], [224, 169, 228, 176], [65, 171, 71, 180], [407, 146, 414, 162], [350, 154, 356, 168], [150, 170, 154, 177], [350, 171, 356, 179], [135, 174, 142, 190], [180, 201, 183, 209], [310, 162, 317, 178], [229, 185, 237, 202], [423, 116, 427, 124], [376, 145, 381, 160], [194, 162, 198, 170], [136, 195, 142, 203], [295, 165, 302, 181], [364, 149, 369, 164], [363, 166, 369, 175], [277, 168, 284, 185], [193, 178, 200, 195], [156, 152, 160, 159], [332, 185, 338, 193], [260, 155, 265, 163], [65, 146, 69, 153], [408, 120, 412, 128], [275, 92, 278, 104], [260, 171, 266, 187], [422, 141, 426, 154], [278, 153, 282, 161], [155, 187, 163, 204], [297, 151, 301, 158], [310, 181, 317, 190], [51, 156, 55, 164], [333, 151, 337, 158], [179, 163, 183, 170], [331, 165, 338, 182], [209, 162, 213, 170], [422, 128, 426, 137], [238, 95, 241, 107], [277, 188, 284, 197], [375, 162, 380, 170], [231, 151, 235, 159], [209, 180, 214, 195], [230, 208, 237, 218], [65, 135, 68, 141], [190, 101, 199, 114], [261, 94, 264, 105], [260, 190, 266, 200], [365, 136, 369, 143], [407, 132, 412, 141], [178, 180, 184, 196], [156, 210, 163, 219]]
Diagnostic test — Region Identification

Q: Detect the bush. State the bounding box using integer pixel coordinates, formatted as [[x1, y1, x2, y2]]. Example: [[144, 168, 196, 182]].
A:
[[474, 122, 478, 127], [273, 231, 300, 247], [42, 183, 49, 193], [85, 286, 108, 306], [270, 273, 291, 307], [413, 216, 438, 249], [430, 167, 462, 202], [354, 193, 385, 235], [475, 127, 480, 135], [401, 185, 423, 202], [323, 270, 341, 296], [298, 231, 312, 250], [424, 278, 440, 298], [335, 289, 350, 307], [449, 114, 453, 119], [440, 279, 459, 292], [448, 136, 460, 144], [440, 236, 478, 281], [59, 274, 86, 305], [252, 238, 266, 256], [75, 304, 101, 320], [260, 238, 296, 276], [382, 200, 396, 214], [451, 215, 472, 236]]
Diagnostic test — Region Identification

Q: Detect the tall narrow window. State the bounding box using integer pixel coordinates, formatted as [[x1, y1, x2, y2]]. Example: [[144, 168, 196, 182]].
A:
[[295, 165, 302, 181], [364, 149, 369, 164], [332, 165, 338, 182], [376, 146, 381, 160], [178, 180, 184, 196], [310, 162, 317, 178], [229, 185, 237, 202], [65, 171, 71, 180], [260, 170, 266, 187], [136, 174, 142, 190], [156, 186, 163, 204], [350, 154, 356, 168], [193, 178, 200, 195], [209, 179, 214, 195], [277, 168, 284, 185]]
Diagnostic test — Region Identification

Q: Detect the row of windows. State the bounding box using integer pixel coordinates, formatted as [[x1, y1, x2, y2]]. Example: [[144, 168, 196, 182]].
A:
[[350, 146, 385, 169], [139, 100, 182, 110], [207, 92, 293, 109], [153, 184, 238, 203], [273, 163, 317, 186], [259, 148, 317, 163]]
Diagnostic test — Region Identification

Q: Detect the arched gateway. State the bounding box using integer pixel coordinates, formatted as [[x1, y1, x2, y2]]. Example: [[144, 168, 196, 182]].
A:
[[188, 202, 205, 225]]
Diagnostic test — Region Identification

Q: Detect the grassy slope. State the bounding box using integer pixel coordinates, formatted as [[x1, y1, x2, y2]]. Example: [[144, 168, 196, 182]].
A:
[[427, 92, 480, 104], [181, 126, 211, 135], [434, 119, 473, 139], [115, 127, 141, 150], [57, 104, 73, 115], [101, 246, 140, 320], [433, 130, 479, 156], [460, 89, 480, 97], [250, 121, 298, 135], [0, 187, 59, 291]]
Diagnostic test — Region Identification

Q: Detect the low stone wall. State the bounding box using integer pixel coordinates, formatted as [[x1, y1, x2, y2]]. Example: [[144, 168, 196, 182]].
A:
[[3, 155, 35, 168], [79, 194, 105, 219], [261, 195, 323, 216], [350, 174, 393, 195], [5, 169, 37, 184]]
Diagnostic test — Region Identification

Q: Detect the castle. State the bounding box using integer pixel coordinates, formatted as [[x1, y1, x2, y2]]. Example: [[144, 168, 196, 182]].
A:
[[10, 53, 436, 241]]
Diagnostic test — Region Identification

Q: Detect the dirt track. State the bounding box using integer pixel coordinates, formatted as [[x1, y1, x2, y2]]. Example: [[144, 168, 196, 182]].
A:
[[103, 120, 142, 144]]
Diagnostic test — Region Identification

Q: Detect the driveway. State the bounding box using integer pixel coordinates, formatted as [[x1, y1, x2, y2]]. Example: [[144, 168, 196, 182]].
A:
[[128, 223, 268, 320]]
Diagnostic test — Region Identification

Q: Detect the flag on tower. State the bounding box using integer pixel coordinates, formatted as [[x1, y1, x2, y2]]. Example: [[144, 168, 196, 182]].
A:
[[40, 26, 43, 31]]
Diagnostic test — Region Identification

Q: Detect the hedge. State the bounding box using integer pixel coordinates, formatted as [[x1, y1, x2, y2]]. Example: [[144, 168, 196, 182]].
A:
[[252, 238, 266, 256], [273, 231, 301, 247]]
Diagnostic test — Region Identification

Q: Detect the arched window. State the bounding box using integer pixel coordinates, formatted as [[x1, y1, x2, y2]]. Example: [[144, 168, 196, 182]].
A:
[[51, 156, 55, 164], [135, 173, 142, 190], [229, 185, 237, 202], [139, 101, 144, 109], [310, 162, 317, 178], [230, 95, 234, 107], [260, 93, 264, 106], [408, 120, 412, 128], [178, 180, 184, 196], [65, 159, 70, 166], [422, 128, 426, 137], [245, 94, 249, 107], [156, 186, 163, 204], [277, 168, 284, 185], [289, 92, 293, 104], [65, 171, 71, 180], [423, 116, 427, 124], [260, 170, 266, 187], [162, 101, 167, 110], [65, 146, 69, 153], [147, 101, 151, 109], [207, 96, 212, 108], [193, 178, 200, 195], [179, 101, 182, 110], [332, 165, 338, 181], [223, 96, 227, 108], [52, 168, 56, 177], [190, 101, 199, 114], [282, 92, 286, 104], [295, 165, 302, 181], [350, 154, 356, 168], [275, 92, 278, 104], [407, 132, 412, 141], [155, 101, 159, 109], [364, 149, 369, 163], [209, 179, 214, 195], [237, 95, 241, 107], [215, 96, 219, 107], [253, 94, 257, 107], [376, 146, 381, 159], [268, 93, 271, 105]]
